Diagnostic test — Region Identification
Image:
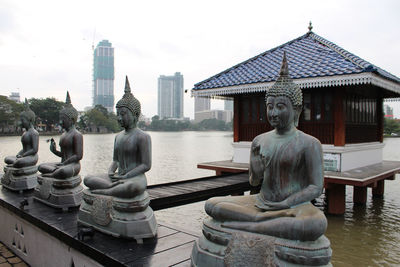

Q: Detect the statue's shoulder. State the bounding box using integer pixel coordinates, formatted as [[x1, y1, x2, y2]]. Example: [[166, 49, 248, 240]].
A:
[[72, 128, 83, 138], [297, 130, 322, 147], [31, 128, 39, 136], [252, 131, 274, 146], [135, 128, 151, 141]]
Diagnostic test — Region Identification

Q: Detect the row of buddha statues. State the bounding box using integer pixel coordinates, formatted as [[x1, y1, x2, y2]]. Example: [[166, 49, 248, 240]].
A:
[[1, 78, 157, 244], [0, 55, 332, 266]]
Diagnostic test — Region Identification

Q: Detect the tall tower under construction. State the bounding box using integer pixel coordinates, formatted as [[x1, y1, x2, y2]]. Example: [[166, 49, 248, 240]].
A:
[[93, 40, 114, 112]]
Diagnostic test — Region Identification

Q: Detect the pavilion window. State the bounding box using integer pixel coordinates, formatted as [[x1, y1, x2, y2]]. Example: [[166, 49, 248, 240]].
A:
[[259, 97, 266, 122], [345, 94, 377, 124], [324, 94, 333, 121], [301, 92, 332, 122], [251, 97, 258, 123], [303, 93, 311, 121], [314, 93, 322, 120]]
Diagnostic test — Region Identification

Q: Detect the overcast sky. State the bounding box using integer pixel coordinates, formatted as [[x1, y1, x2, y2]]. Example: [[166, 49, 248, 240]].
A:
[[1, 0, 400, 119]]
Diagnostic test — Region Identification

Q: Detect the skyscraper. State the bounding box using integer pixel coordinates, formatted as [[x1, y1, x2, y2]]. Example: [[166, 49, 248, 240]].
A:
[[93, 40, 114, 113], [157, 72, 184, 119], [194, 97, 210, 122], [194, 97, 210, 113]]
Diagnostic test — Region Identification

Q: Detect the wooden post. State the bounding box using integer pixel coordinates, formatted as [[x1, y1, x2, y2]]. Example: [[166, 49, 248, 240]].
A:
[[333, 89, 345, 146], [326, 183, 346, 215], [353, 186, 367, 205], [233, 97, 240, 142], [372, 180, 385, 198]]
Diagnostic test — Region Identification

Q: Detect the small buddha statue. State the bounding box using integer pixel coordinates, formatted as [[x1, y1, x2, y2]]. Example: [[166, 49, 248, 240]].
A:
[[191, 53, 332, 266], [34, 92, 84, 210], [78, 77, 157, 242], [1, 99, 39, 192]]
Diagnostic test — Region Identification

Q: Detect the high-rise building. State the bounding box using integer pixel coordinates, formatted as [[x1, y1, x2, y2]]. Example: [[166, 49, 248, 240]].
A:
[[194, 97, 210, 122], [157, 72, 184, 119], [194, 97, 210, 113], [93, 40, 114, 113]]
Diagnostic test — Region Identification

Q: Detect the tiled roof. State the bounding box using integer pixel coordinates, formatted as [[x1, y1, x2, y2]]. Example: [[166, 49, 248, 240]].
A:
[[193, 32, 400, 91]]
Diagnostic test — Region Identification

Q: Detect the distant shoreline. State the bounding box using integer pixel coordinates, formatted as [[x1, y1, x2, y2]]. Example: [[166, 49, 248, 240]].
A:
[[0, 129, 233, 137]]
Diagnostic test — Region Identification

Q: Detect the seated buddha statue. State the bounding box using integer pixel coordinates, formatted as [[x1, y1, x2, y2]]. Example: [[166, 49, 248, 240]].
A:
[[78, 77, 157, 242], [2, 99, 39, 192], [34, 92, 84, 209], [191, 53, 331, 266], [38, 92, 83, 179]]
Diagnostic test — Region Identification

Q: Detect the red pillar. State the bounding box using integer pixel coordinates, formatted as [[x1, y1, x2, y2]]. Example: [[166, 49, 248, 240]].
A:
[[353, 186, 367, 205], [333, 89, 345, 146], [326, 184, 346, 215], [372, 180, 385, 198]]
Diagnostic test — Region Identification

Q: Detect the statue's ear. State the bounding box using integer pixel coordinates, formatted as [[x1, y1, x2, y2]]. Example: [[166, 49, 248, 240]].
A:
[[294, 106, 302, 127]]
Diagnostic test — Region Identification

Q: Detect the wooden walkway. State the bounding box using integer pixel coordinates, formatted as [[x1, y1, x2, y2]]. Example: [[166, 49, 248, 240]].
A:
[[0, 188, 197, 267], [147, 172, 257, 210]]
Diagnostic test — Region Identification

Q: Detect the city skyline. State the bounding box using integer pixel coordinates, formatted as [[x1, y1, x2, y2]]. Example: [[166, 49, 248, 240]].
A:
[[0, 1, 400, 118]]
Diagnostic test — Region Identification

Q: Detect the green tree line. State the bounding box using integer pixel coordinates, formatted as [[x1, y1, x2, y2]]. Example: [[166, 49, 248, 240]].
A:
[[0, 96, 231, 134], [384, 118, 400, 135], [138, 116, 232, 131], [0, 96, 121, 133]]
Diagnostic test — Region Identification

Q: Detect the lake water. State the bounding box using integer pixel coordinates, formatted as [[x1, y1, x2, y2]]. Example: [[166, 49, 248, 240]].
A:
[[1, 132, 399, 266]]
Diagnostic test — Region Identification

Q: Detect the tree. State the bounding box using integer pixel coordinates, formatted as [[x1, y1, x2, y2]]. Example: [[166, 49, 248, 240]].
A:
[[0, 95, 23, 132], [384, 118, 400, 135], [29, 97, 65, 131], [93, 104, 108, 117], [79, 105, 121, 133], [198, 118, 227, 131]]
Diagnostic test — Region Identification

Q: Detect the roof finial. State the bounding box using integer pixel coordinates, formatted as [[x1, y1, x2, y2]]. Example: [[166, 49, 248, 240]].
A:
[[66, 91, 71, 104], [124, 76, 131, 94], [279, 51, 289, 77], [308, 21, 313, 32]]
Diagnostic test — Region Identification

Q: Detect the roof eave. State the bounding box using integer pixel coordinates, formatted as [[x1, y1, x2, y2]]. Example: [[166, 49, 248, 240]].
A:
[[191, 72, 400, 98]]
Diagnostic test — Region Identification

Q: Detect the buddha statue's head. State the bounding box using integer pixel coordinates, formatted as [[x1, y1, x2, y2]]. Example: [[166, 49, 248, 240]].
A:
[[59, 91, 78, 128], [265, 52, 303, 130], [116, 76, 141, 129], [20, 98, 36, 128]]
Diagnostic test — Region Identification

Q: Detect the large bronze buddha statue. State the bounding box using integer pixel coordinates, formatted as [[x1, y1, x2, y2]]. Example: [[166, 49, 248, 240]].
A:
[[34, 92, 84, 210], [1, 99, 39, 192], [78, 77, 157, 243], [191, 53, 332, 266]]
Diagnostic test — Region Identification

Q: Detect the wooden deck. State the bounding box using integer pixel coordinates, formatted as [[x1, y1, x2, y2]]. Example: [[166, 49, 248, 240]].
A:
[[147, 172, 257, 210], [0, 188, 197, 267], [197, 160, 248, 175], [197, 160, 400, 215]]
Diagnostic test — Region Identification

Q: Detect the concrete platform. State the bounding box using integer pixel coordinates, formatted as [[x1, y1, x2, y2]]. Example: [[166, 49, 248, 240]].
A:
[[0, 188, 197, 266]]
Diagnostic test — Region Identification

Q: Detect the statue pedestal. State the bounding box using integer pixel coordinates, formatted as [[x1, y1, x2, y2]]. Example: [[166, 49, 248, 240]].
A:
[[1, 165, 38, 193], [34, 175, 83, 210], [191, 218, 332, 267], [77, 190, 157, 243]]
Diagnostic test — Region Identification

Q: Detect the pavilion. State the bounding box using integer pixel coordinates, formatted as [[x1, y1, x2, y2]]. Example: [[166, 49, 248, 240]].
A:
[[192, 24, 400, 214]]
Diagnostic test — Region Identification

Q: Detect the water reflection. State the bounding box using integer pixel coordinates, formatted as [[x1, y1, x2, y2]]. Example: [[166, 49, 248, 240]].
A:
[[1, 133, 400, 266]]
